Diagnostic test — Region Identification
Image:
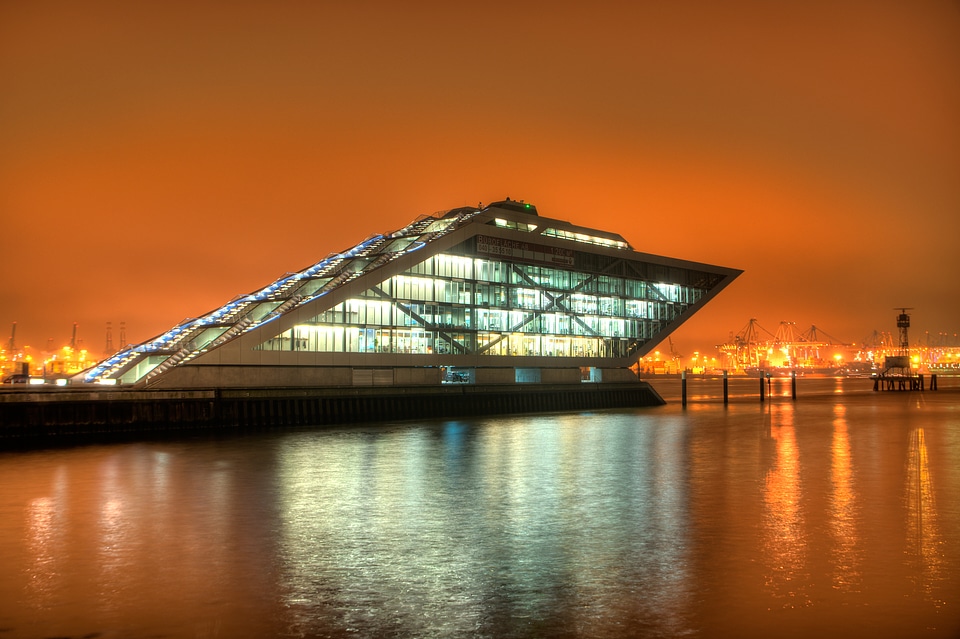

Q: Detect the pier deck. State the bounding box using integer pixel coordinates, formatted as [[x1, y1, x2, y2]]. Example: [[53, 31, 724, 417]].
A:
[[873, 374, 939, 391]]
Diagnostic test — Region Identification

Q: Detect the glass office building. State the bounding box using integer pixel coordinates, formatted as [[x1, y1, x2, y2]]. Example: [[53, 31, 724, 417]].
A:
[[81, 200, 741, 388]]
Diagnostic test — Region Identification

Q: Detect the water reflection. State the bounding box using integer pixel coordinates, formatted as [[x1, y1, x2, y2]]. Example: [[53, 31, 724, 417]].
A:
[[0, 446, 284, 638], [97, 455, 132, 608], [829, 405, 861, 592], [26, 494, 59, 605], [2, 386, 959, 638], [761, 403, 808, 607], [905, 427, 945, 607], [23, 464, 69, 618], [276, 417, 695, 637]]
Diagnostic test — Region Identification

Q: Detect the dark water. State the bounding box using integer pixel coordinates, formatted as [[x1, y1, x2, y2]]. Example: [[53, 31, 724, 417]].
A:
[[2, 379, 959, 638]]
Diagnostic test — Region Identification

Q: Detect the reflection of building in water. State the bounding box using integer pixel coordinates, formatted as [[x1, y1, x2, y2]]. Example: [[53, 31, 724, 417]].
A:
[[275, 417, 695, 637], [829, 405, 861, 592], [905, 428, 945, 605], [79, 199, 740, 388], [762, 404, 809, 606]]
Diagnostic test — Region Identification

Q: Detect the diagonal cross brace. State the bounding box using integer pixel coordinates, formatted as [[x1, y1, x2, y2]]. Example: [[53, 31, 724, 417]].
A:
[[370, 286, 472, 354]]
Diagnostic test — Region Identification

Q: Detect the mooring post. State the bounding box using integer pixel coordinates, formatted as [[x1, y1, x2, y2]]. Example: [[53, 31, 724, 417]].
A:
[[759, 370, 765, 402], [681, 369, 687, 407], [723, 369, 729, 405], [791, 370, 797, 400], [931, 373, 938, 391]]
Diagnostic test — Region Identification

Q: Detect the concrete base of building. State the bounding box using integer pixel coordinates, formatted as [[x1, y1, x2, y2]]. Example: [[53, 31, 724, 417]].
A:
[[137, 364, 638, 389], [0, 382, 664, 446]]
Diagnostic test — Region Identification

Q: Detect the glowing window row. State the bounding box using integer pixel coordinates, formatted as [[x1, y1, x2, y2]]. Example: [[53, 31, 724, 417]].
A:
[[306, 301, 660, 337], [401, 255, 702, 303], [365, 278, 693, 314], [261, 326, 639, 358], [491, 218, 539, 232], [311, 296, 683, 335], [541, 228, 630, 250]]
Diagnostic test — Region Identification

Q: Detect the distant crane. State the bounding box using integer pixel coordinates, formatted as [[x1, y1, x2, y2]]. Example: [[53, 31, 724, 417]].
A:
[[719, 318, 853, 371], [667, 335, 682, 366], [802, 324, 848, 346], [104, 322, 115, 356]]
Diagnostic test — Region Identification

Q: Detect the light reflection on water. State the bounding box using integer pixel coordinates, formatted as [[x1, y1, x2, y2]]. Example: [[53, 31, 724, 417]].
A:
[[906, 427, 946, 607], [829, 405, 862, 593], [275, 417, 694, 638], [761, 404, 808, 608], [0, 379, 958, 638]]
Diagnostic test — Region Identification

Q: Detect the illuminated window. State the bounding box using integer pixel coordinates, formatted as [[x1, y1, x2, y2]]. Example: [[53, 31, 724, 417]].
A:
[[490, 218, 538, 232], [542, 228, 629, 249], [255, 251, 680, 359]]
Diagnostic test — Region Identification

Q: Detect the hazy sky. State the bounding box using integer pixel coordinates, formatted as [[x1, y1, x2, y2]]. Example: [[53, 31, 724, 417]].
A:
[[2, 1, 959, 357]]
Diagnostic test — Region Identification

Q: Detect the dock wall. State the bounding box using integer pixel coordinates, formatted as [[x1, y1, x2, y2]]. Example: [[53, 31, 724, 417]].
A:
[[0, 382, 664, 444]]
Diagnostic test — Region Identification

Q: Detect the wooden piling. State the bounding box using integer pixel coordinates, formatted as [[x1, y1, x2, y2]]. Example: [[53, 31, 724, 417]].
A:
[[681, 370, 688, 407]]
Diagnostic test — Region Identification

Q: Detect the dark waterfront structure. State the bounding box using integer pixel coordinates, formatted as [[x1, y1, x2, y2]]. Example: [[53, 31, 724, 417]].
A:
[[0, 382, 664, 443], [872, 309, 933, 391], [80, 199, 741, 389]]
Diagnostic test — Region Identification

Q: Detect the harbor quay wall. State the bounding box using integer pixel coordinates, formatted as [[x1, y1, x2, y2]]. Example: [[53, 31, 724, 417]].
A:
[[0, 382, 664, 444]]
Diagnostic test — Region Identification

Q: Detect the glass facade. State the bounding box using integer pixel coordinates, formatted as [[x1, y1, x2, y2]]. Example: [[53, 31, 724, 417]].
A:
[[257, 245, 711, 361]]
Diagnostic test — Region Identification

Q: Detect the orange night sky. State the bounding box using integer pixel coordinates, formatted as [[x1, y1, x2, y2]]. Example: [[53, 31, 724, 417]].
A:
[[2, 1, 959, 358]]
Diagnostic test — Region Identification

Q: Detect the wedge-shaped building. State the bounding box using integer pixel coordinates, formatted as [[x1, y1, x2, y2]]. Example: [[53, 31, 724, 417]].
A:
[[82, 200, 741, 388]]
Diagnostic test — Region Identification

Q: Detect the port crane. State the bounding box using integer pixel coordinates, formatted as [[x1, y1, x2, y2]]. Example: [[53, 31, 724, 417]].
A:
[[667, 335, 682, 368]]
